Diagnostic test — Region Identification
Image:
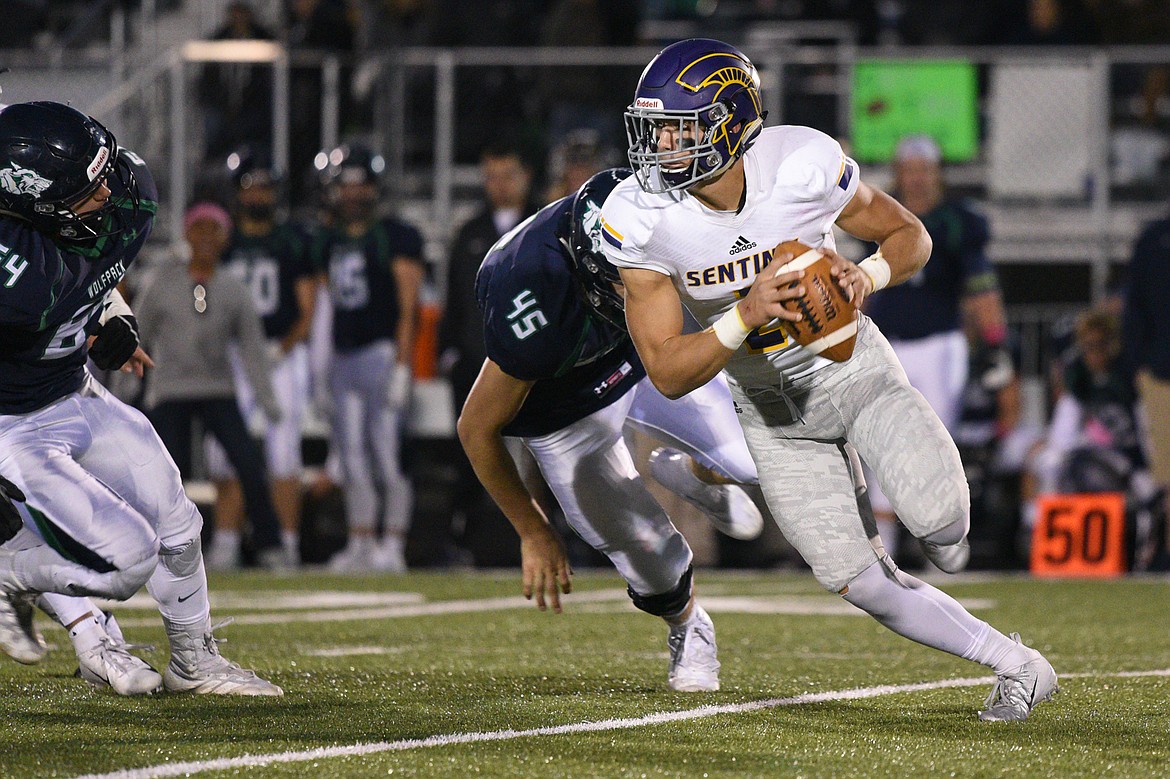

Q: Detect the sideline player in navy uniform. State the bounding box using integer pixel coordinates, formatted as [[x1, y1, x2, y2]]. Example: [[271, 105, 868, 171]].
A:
[[0, 101, 281, 695], [311, 144, 424, 572], [205, 152, 316, 568], [459, 169, 764, 692]]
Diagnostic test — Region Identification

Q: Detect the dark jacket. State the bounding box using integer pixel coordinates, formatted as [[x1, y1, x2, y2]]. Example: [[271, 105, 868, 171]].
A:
[[1123, 217, 1170, 380]]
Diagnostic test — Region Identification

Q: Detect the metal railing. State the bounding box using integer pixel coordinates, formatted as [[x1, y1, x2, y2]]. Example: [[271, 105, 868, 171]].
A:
[[4, 40, 1169, 299]]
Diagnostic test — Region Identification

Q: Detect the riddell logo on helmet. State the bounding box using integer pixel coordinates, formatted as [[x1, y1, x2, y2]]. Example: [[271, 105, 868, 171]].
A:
[[635, 98, 663, 109], [86, 147, 109, 181]]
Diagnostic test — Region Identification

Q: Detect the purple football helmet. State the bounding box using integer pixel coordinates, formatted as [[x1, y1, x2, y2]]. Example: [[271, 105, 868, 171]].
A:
[[625, 38, 766, 194]]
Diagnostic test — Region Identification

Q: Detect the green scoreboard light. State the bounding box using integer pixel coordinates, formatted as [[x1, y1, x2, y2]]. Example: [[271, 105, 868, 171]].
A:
[[851, 60, 980, 163]]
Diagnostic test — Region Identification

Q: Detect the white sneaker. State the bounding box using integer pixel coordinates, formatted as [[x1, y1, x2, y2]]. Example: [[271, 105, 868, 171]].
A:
[[163, 622, 283, 696], [667, 604, 720, 692], [649, 448, 764, 541], [371, 536, 407, 573], [77, 622, 163, 696], [256, 546, 296, 571], [0, 592, 47, 664], [920, 537, 971, 574], [327, 542, 372, 573], [978, 633, 1059, 722], [205, 539, 241, 571]]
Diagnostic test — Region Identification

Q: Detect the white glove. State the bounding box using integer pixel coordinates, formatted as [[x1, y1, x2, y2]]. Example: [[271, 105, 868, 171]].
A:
[[387, 362, 412, 411]]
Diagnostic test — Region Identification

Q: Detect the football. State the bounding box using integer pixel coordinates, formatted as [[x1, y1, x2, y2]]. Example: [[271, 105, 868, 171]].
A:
[[771, 240, 858, 362]]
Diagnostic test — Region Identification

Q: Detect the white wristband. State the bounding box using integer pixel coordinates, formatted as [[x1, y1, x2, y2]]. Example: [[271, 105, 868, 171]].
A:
[[710, 304, 752, 350], [858, 252, 891, 293]]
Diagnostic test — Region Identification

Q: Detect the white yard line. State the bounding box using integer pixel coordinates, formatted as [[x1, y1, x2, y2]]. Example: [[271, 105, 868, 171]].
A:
[[111, 591, 995, 628], [67, 669, 1170, 779]]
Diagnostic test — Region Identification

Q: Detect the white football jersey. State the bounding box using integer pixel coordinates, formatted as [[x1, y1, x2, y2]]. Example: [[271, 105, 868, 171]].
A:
[[601, 125, 860, 388]]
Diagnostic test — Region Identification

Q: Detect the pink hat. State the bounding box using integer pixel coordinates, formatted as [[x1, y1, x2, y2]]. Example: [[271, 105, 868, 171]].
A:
[[183, 201, 233, 234]]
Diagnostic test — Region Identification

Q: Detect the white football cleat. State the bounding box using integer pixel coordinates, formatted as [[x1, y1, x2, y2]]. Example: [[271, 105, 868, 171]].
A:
[[78, 639, 163, 696], [649, 448, 764, 541], [667, 604, 720, 692], [327, 542, 372, 573], [370, 536, 407, 573], [978, 633, 1058, 722], [920, 537, 971, 574], [164, 623, 283, 696], [0, 592, 47, 665]]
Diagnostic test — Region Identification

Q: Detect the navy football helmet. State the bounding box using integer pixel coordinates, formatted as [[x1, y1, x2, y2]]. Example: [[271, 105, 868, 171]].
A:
[[0, 101, 138, 241], [625, 38, 766, 194], [315, 143, 386, 189], [315, 143, 385, 220], [560, 168, 632, 331], [226, 145, 280, 191]]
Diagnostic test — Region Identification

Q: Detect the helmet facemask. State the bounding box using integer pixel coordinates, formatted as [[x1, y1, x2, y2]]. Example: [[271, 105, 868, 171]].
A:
[[626, 100, 738, 194], [562, 168, 633, 332], [55, 146, 141, 243]]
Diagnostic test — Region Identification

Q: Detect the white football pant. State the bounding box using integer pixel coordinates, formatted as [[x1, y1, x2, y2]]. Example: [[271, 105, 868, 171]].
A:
[[0, 375, 210, 628], [206, 342, 309, 479]]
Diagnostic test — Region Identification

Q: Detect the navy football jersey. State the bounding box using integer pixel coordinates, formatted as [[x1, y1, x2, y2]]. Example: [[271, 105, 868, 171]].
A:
[[476, 198, 645, 438], [221, 223, 314, 340], [0, 150, 158, 414], [311, 217, 424, 352], [866, 198, 996, 341]]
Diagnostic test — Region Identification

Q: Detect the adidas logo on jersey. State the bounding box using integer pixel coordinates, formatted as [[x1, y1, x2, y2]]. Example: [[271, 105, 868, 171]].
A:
[[729, 236, 757, 255]]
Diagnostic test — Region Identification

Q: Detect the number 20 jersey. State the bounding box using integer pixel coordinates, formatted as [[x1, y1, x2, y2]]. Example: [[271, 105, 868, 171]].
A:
[[220, 224, 314, 341], [476, 197, 645, 438], [600, 125, 860, 388], [0, 151, 157, 414]]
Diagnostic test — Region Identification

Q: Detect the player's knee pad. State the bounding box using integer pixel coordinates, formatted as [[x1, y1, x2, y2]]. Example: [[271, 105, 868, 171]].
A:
[[156, 498, 203, 552], [627, 564, 693, 618], [105, 553, 159, 600], [158, 536, 203, 579]]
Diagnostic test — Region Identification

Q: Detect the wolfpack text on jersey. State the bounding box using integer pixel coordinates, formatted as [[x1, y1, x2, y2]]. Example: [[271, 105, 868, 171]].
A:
[[600, 126, 859, 387]]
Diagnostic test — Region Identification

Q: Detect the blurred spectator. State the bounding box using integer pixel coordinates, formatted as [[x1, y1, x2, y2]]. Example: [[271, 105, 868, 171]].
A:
[[358, 0, 434, 49], [198, 1, 276, 161], [430, 0, 544, 162], [286, 0, 358, 203], [1023, 309, 1162, 567], [537, 0, 639, 148], [439, 140, 538, 566], [1090, 0, 1170, 44], [863, 134, 1008, 562], [543, 128, 618, 203], [203, 153, 317, 570], [134, 203, 286, 569], [1123, 208, 1170, 569], [310, 144, 424, 573], [3, 1, 48, 49], [1001, 0, 1097, 44]]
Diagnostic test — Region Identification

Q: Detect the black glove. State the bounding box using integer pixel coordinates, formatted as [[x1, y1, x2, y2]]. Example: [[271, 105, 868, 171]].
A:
[[0, 475, 26, 545], [88, 314, 140, 371]]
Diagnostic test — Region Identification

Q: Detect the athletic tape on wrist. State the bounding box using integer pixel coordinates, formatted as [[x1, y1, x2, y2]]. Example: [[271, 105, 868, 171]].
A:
[[710, 304, 752, 350], [858, 253, 891, 293], [100, 288, 133, 324]]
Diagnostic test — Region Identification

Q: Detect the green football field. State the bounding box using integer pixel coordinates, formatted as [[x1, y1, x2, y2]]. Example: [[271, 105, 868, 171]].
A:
[[2, 569, 1168, 778]]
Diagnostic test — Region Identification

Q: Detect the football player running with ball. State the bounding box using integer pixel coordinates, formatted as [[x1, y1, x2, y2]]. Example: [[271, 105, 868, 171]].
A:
[[602, 39, 1057, 721], [459, 168, 764, 693], [0, 102, 281, 696]]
